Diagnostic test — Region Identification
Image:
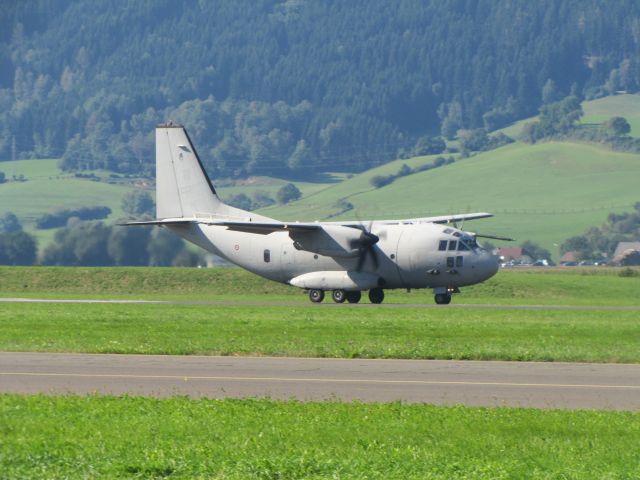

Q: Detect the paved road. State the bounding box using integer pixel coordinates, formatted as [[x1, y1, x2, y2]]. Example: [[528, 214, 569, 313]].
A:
[[1, 352, 639, 410], [1, 297, 639, 310]]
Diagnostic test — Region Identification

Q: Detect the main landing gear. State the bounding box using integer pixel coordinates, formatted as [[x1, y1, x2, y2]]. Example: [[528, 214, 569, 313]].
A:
[[309, 289, 325, 303], [308, 289, 378, 304]]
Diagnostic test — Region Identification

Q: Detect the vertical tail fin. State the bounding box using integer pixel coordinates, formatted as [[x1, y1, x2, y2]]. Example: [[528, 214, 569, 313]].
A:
[[155, 124, 223, 219]]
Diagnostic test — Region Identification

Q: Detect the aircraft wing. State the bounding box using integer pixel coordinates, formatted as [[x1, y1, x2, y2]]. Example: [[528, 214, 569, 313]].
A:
[[119, 218, 321, 234], [322, 212, 494, 227], [404, 212, 494, 224], [120, 212, 493, 230]]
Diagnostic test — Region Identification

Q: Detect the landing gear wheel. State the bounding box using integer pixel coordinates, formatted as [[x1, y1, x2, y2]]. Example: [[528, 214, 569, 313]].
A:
[[309, 289, 325, 303], [332, 289, 346, 303], [434, 293, 452, 305], [368, 288, 385, 304], [345, 291, 362, 304]]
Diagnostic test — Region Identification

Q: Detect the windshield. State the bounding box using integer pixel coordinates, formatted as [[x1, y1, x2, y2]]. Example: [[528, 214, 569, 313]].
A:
[[460, 235, 479, 250]]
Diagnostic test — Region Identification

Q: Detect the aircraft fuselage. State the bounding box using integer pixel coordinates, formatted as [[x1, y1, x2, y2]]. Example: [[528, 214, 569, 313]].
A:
[[169, 221, 499, 291]]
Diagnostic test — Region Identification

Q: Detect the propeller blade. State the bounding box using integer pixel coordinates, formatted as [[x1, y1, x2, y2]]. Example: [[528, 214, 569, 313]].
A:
[[473, 233, 515, 242], [356, 248, 366, 271], [369, 246, 379, 270]]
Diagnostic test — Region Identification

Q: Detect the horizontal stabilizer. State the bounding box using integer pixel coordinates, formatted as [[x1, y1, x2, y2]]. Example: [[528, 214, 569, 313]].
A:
[[117, 219, 194, 227]]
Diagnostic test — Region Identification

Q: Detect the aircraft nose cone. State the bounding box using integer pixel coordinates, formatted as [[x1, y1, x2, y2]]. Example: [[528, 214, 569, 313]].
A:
[[478, 250, 499, 280]]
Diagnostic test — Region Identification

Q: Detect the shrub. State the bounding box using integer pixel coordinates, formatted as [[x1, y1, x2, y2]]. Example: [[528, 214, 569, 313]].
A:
[[35, 206, 112, 229], [276, 183, 302, 204]]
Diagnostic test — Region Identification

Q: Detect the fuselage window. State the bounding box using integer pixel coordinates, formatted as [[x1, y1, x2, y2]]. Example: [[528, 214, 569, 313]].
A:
[[448, 240, 457, 251], [446, 256, 455, 267], [263, 249, 271, 263], [456, 255, 463, 267], [438, 240, 447, 251]]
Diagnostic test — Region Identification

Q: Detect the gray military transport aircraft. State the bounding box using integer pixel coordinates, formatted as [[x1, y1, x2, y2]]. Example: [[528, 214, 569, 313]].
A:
[[122, 124, 511, 305]]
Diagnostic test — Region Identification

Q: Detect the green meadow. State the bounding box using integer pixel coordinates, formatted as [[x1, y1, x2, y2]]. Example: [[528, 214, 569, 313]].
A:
[[1, 267, 639, 362], [1, 266, 638, 305], [1, 395, 638, 479], [581, 94, 640, 136], [0, 159, 332, 249], [260, 141, 640, 258], [1, 301, 638, 362]]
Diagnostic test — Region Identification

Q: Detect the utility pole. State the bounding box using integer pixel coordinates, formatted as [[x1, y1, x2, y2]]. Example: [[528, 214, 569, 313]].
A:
[[11, 135, 16, 161]]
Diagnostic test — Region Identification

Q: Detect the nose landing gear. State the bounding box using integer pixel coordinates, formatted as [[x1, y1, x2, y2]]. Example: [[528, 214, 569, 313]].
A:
[[434, 293, 452, 305], [433, 286, 457, 305]]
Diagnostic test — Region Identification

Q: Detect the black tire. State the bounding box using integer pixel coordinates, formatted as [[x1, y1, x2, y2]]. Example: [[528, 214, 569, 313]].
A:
[[332, 289, 346, 303], [309, 289, 325, 303], [345, 291, 362, 304], [368, 288, 385, 304], [434, 293, 452, 305]]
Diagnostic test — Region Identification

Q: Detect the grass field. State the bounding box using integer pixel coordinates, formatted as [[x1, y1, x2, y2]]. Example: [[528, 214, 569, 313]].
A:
[[1, 301, 639, 362], [1, 395, 638, 479], [581, 94, 640, 136], [1, 267, 639, 362], [500, 93, 640, 138], [0, 159, 141, 247], [1, 266, 639, 305], [0, 160, 332, 251]]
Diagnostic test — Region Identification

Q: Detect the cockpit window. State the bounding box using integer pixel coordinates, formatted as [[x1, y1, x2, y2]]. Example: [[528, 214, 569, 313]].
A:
[[453, 232, 462, 238], [458, 241, 469, 251], [443, 228, 453, 234], [438, 240, 447, 251], [459, 235, 479, 250], [448, 240, 457, 251]]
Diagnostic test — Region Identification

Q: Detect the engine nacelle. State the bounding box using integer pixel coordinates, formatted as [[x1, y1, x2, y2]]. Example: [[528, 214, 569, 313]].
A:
[[289, 225, 364, 258]]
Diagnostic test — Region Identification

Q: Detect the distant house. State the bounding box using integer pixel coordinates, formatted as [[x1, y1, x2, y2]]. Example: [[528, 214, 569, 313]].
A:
[[560, 251, 577, 263], [497, 247, 522, 261], [497, 247, 532, 263], [613, 241, 640, 265]]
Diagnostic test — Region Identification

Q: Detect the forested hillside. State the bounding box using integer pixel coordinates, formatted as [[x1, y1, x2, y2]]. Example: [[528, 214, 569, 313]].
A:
[[2, 0, 640, 177]]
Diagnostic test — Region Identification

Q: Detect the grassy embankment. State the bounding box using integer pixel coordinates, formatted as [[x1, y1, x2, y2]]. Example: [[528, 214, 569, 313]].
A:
[[1, 395, 639, 479], [260, 141, 640, 259], [1, 265, 638, 304], [1, 267, 639, 362]]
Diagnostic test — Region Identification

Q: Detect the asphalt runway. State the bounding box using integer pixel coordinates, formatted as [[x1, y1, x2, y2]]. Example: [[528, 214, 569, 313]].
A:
[[1, 352, 639, 410], [2, 297, 639, 310]]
